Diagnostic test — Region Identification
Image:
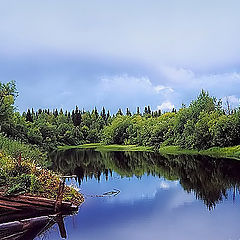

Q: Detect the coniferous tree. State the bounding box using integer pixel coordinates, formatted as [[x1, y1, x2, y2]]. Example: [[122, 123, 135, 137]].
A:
[[144, 106, 148, 115], [67, 112, 71, 120], [53, 109, 59, 117], [147, 105, 151, 114], [116, 108, 123, 116], [94, 107, 99, 118], [126, 108, 131, 116], [136, 107, 140, 115], [38, 109, 42, 115], [26, 109, 33, 122], [31, 108, 35, 121], [106, 110, 111, 121], [101, 107, 107, 122], [73, 106, 82, 126]]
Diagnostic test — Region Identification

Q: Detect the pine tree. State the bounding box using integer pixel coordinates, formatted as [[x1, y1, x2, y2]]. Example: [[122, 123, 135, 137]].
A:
[[116, 108, 123, 116], [101, 107, 107, 122], [38, 109, 42, 115], [106, 110, 111, 121], [53, 109, 59, 117], [71, 110, 75, 124], [144, 106, 148, 115], [26, 109, 33, 122], [136, 107, 140, 115], [73, 106, 81, 126], [31, 108, 35, 121], [147, 105, 151, 114], [94, 107, 99, 118], [126, 108, 131, 116]]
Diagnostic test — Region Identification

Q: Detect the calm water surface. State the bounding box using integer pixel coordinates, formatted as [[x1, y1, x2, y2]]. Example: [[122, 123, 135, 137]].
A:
[[36, 150, 240, 240]]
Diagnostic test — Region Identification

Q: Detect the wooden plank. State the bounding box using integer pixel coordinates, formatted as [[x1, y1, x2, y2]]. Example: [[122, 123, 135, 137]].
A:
[[0, 194, 77, 213], [0, 196, 54, 209], [0, 216, 51, 240], [0, 205, 20, 211]]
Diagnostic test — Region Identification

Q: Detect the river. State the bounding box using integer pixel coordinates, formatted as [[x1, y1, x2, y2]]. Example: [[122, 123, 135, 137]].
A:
[[36, 149, 240, 240]]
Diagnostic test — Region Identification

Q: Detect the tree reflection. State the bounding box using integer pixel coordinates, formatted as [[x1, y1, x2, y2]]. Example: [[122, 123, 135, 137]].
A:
[[49, 149, 240, 210]]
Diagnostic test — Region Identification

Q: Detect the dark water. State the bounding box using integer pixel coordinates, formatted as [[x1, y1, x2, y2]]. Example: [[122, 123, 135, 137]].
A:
[[37, 150, 240, 240]]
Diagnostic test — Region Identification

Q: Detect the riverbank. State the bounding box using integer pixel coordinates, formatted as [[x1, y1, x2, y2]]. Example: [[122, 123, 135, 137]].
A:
[[0, 152, 84, 205], [59, 142, 240, 161], [58, 143, 154, 152], [159, 145, 240, 160], [0, 134, 84, 206]]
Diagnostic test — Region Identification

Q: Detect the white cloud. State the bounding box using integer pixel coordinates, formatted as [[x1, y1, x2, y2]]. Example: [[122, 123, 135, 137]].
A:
[[159, 66, 240, 88], [100, 75, 174, 95], [157, 101, 175, 111], [222, 95, 240, 109], [226, 95, 240, 104], [160, 66, 195, 83], [95, 74, 176, 112], [154, 66, 240, 108], [154, 85, 174, 94], [160, 181, 178, 189], [100, 75, 153, 93]]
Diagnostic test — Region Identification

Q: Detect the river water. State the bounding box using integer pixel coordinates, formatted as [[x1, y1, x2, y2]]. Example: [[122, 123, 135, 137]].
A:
[[36, 150, 240, 240]]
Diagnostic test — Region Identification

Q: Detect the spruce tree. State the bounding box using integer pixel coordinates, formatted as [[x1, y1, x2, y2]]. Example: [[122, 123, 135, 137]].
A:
[[101, 107, 106, 122], [147, 105, 151, 114], [144, 106, 148, 115], [126, 108, 131, 116], [54, 109, 59, 117], [106, 110, 111, 121], [116, 108, 123, 116], [26, 109, 33, 122], [136, 107, 140, 115]]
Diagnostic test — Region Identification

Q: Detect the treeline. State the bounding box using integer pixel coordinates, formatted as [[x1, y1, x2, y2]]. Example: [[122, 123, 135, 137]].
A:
[[102, 91, 240, 150], [0, 81, 240, 151]]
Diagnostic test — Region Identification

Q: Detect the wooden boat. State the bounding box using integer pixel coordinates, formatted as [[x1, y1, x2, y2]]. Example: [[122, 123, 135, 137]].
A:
[[0, 214, 67, 240], [0, 192, 78, 239]]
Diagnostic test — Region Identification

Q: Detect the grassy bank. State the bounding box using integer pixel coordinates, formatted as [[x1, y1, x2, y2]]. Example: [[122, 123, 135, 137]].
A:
[[0, 134, 84, 205], [0, 133, 47, 166], [59, 143, 240, 160], [59, 143, 154, 152], [159, 145, 240, 160]]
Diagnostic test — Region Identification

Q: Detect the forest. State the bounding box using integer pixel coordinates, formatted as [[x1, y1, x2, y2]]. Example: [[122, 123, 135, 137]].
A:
[[1, 80, 240, 155]]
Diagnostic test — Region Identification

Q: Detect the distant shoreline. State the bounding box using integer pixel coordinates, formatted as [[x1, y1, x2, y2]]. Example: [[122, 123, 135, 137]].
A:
[[58, 143, 240, 161]]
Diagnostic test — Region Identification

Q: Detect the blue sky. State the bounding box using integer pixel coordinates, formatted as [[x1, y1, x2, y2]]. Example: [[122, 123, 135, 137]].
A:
[[0, 0, 240, 113]]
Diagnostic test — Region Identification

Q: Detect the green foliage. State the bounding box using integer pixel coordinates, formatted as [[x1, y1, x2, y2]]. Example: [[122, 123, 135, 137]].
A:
[[0, 133, 46, 164], [1, 81, 240, 153], [102, 116, 132, 144], [159, 145, 240, 161]]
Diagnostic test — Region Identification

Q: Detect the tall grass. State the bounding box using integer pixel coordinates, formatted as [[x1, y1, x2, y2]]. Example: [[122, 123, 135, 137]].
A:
[[0, 133, 46, 165]]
